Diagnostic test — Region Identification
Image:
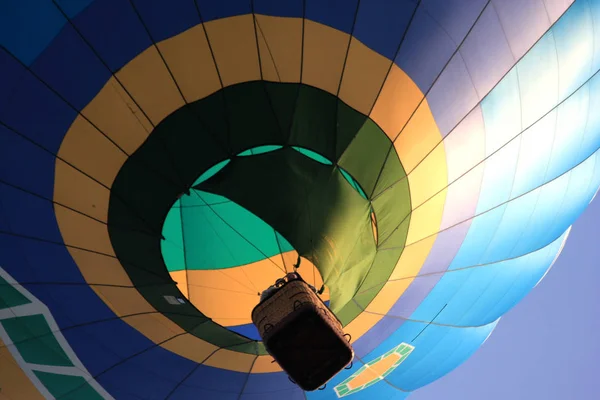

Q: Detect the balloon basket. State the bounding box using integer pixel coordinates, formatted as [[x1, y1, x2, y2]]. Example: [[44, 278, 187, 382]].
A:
[[251, 275, 354, 391]]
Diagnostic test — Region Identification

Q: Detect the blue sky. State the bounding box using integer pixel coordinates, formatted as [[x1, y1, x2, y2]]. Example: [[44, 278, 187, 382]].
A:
[[411, 195, 600, 399]]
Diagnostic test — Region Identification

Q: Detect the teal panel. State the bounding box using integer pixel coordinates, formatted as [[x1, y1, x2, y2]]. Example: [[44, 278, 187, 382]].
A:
[[238, 145, 283, 156], [177, 190, 293, 270], [292, 146, 334, 165], [195, 159, 231, 185], [161, 206, 185, 272], [0, 277, 31, 309], [1, 314, 73, 367], [33, 370, 104, 400]]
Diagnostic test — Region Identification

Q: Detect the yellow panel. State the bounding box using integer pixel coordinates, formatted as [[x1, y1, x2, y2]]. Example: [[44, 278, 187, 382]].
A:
[[187, 286, 258, 326], [405, 190, 447, 245], [204, 15, 261, 87], [54, 159, 110, 223], [69, 248, 133, 287], [124, 314, 185, 343], [370, 65, 422, 140], [115, 46, 185, 125], [302, 20, 349, 94], [338, 39, 392, 115], [343, 312, 383, 343], [204, 348, 256, 372], [390, 236, 438, 281], [57, 116, 127, 188], [157, 24, 222, 102], [169, 270, 189, 299], [54, 205, 114, 255], [251, 355, 283, 373], [255, 15, 302, 82], [162, 334, 219, 362], [406, 144, 448, 207], [365, 280, 413, 314], [394, 100, 442, 173], [176, 254, 328, 326], [0, 337, 44, 400], [93, 286, 155, 315], [80, 77, 153, 155]]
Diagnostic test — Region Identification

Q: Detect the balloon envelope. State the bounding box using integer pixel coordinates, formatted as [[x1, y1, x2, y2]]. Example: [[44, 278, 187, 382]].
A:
[[1, 0, 600, 399]]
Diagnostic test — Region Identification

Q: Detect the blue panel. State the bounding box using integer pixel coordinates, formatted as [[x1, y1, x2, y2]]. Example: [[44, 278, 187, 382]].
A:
[[171, 385, 238, 400], [0, 186, 64, 243], [479, 186, 542, 263], [30, 23, 111, 110], [552, 0, 595, 100], [591, 0, 600, 74], [99, 356, 185, 400], [62, 328, 128, 376], [195, 0, 251, 22], [0, 123, 56, 198], [305, 0, 360, 34], [131, 0, 200, 43], [395, 7, 457, 92], [306, 359, 408, 400], [72, 0, 152, 71], [546, 84, 591, 182], [72, 318, 161, 370], [227, 323, 261, 340], [425, 53, 479, 136], [353, 314, 404, 358], [448, 204, 508, 270], [352, 0, 416, 60], [365, 320, 497, 391], [421, 0, 489, 45], [0, 0, 93, 65], [410, 233, 565, 327], [243, 388, 307, 400], [254, 0, 303, 18], [185, 363, 248, 393], [0, 49, 27, 105], [130, 345, 197, 383], [244, 371, 296, 393], [579, 75, 600, 160], [531, 150, 600, 252], [0, 51, 77, 154]]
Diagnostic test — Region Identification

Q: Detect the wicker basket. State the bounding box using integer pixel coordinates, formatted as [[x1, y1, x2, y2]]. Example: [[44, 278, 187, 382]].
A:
[[251, 277, 354, 391]]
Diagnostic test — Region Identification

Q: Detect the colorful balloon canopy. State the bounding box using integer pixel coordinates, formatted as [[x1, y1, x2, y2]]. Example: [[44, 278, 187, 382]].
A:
[[1, 0, 600, 399]]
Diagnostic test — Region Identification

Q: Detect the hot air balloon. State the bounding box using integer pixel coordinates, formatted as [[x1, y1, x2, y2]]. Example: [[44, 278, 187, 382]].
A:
[[1, 0, 600, 399]]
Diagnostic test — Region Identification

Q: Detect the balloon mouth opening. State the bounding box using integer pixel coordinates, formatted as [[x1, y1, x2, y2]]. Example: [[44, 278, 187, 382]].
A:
[[106, 81, 409, 354], [160, 145, 372, 336]]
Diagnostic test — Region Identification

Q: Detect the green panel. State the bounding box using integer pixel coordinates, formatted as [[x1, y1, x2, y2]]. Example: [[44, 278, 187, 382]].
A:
[[288, 85, 339, 160], [225, 82, 286, 150], [338, 119, 394, 198], [372, 148, 407, 198], [340, 168, 368, 199], [198, 148, 377, 313], [0, 277, 30, 309], [1, 315, 73, 367], [335, 100, 370, 160], [372, 186, 412, 247], [263, 82, 301, 139], [33, 371, 104, 400]]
